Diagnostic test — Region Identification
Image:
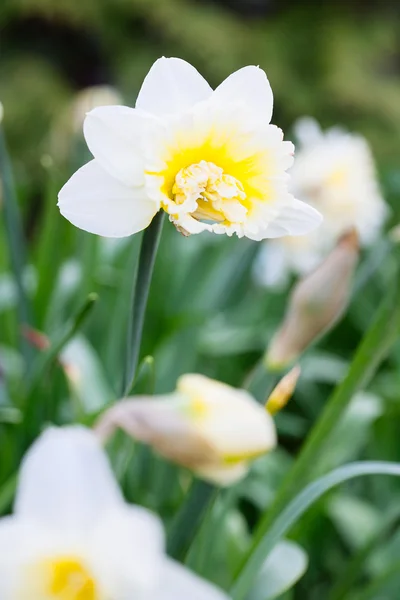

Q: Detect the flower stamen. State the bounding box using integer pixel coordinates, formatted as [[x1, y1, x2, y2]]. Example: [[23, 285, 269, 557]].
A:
[[171, 160, 248, 225]]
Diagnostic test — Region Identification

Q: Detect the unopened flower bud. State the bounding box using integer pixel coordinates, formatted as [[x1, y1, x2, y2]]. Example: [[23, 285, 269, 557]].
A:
[[267, 229, 359, 369], [266, 365, 301, 415], [0, 102, 4, 125], [95, 373, 277, 486]]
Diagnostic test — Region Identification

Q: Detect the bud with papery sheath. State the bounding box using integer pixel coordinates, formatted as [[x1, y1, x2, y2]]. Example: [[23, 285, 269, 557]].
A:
[[95, 374, 277, 486], [266, 229, 359, 369]]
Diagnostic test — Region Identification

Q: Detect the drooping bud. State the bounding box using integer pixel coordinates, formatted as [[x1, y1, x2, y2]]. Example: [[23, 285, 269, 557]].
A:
[[266, 365, 301, 415], [266, 229, 359, 369], [95, 374, 277, 486]]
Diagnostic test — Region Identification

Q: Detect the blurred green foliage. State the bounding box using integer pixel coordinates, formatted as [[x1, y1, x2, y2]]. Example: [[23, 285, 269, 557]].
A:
[[2, 0, 400, 188], [2, 1, 400, 599]]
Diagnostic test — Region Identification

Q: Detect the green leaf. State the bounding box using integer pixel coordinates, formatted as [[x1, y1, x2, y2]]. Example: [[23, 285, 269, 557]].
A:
[[247, 540, 308, 600], [231, 461, 400, 600], [234, 272, 400, 597], [327, 494, 382, 550]]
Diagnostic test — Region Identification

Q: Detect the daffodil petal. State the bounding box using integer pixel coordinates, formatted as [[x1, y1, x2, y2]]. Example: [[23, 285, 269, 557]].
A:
[[157, 559, 230, 600], [58, 160, 157, 237], [136, 57, 212, 117], [267, 199, 323, 237], [212, 65, 274, 123], [90, 505, 164, 595], [15, 426, 124, 532], [84, 105, 157, 186], [0, 518, 29, 598]]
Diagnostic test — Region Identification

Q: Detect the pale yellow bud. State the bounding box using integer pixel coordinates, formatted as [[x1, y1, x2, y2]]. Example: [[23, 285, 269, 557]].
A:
[[95, 374, 277, 486], [266, 365, 301, 415], [0, 102, 3, 125], [267, 229, 359, 369]]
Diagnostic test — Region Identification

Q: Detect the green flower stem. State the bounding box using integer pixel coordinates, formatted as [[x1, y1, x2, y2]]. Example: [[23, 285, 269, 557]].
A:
[[121, 212, 164, 396], [166, 346, 276, 563], [231, 462, 400, 600], [0, 127, 33, 366], [232, 272, 400, 598], [167, 479, 217, 561], [242, 358, 279, 401]]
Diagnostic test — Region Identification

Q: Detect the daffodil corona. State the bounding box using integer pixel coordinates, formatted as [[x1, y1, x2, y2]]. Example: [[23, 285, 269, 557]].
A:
[[0, 427, 229, 600], [58, 58, 321, 240]]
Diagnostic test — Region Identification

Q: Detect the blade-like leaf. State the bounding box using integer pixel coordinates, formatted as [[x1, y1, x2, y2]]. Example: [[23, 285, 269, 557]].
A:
[[247, 540, 308, 600]]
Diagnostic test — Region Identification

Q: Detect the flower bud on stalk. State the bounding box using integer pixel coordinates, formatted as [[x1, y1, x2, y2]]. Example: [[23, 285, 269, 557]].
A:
[[266, 229, 359, 369], [265, 365, 301, 415], [95, 374, 277, 486]]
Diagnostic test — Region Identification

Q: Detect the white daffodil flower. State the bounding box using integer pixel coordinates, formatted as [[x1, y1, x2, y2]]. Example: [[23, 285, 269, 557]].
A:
[[255, 117, 387, 287], [0, 426, 229, 600], [58, 57, 322, 240], [96, 373, 277, 486]]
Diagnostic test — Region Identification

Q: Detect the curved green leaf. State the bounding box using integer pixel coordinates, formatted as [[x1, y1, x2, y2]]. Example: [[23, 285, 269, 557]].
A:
[[232, 461, 400, 600]]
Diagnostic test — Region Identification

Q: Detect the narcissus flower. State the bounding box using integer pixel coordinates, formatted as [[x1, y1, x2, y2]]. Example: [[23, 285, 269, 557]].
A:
[[58, 57, 321, 240], [255, 117, 387, 286], [0, 426, 229, 600], [96, 374, 277, 485]]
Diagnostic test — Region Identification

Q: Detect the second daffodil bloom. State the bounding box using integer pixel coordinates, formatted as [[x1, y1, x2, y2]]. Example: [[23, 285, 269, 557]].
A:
[[0, 426, 229, 600], [255, 117, 387, 287], [58, 57, 321, 240], [96, 374, 277, 485]]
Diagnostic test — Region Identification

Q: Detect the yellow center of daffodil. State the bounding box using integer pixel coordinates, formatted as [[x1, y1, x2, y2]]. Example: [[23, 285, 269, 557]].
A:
[[172, 160, 248, 224], [42, 557, 98, 600]]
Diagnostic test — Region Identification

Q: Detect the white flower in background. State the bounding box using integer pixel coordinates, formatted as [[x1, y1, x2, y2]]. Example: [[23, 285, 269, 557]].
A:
[[0, 426, 229, 600], [49, 86, 123, 164], [58, 57, 321, 240], [255, 117, 387, 287], [96, 373, 277, 485]]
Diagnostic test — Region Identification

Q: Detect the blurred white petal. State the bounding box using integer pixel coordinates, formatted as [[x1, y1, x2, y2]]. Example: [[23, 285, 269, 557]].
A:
[[15, 426, 123, 532], [156, 559, 230, 600], [90, 506, 164, 595]]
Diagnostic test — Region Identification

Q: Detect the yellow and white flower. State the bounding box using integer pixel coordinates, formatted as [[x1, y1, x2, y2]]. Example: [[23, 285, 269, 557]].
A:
[[58, 57, 321, 240], [255, 117, 387, 286], [0, 426, 229, 600], [96, 373, 277, 485]]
